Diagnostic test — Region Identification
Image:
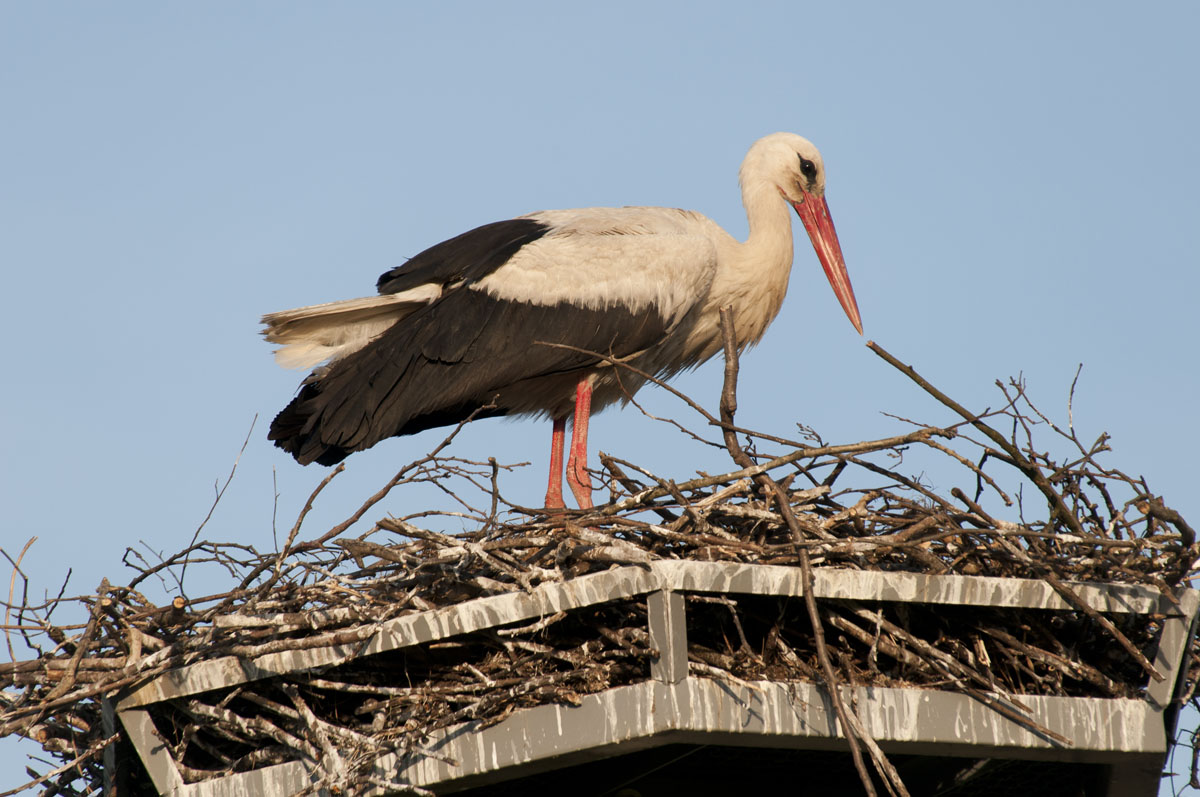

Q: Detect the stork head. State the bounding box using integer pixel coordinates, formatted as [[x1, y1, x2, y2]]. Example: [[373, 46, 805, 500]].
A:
[[744, 133, 863, 334]]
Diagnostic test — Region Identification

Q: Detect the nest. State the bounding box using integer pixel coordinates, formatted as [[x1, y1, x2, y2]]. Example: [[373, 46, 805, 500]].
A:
[[2, 338, 1198, 796]]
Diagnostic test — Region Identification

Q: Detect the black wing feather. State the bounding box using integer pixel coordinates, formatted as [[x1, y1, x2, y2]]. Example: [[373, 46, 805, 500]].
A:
[[375, 218, 550, 295], [269, 287, 671, 465]]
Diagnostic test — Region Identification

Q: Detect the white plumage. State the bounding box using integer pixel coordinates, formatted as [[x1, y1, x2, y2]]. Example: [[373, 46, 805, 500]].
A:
[[264, 133, 862, 509], [264, 285, 445, 369]]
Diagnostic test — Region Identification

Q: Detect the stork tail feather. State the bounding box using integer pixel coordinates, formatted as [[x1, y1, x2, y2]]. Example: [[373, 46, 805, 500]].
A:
[[262, 286, 442, 370]]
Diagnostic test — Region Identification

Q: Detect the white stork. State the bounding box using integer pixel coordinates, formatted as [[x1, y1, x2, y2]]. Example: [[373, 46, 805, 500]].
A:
[[263, 133, 862, 509]]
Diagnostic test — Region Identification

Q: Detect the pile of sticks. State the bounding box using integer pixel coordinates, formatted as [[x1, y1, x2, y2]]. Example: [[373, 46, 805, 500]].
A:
[[1, 335, 1197, 796]]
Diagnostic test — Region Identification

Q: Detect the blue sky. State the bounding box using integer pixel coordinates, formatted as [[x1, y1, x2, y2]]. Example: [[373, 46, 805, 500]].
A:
[[3, 3, 1198, 791]]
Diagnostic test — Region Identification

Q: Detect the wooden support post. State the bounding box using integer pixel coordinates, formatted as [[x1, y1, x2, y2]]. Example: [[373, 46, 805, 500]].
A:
[[647, 588, 687, 684]]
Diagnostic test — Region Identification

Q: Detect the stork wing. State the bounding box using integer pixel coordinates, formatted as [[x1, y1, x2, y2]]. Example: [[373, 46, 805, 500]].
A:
[[375, 218, 550, 294], [269, 212, 719, 465]]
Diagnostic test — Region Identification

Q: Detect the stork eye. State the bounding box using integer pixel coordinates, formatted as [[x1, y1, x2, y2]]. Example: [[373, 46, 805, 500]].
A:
[[798, 156, 817, 179]]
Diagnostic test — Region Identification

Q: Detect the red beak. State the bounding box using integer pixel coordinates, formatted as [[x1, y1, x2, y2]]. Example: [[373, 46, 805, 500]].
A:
[[791, 192, 863, 334]]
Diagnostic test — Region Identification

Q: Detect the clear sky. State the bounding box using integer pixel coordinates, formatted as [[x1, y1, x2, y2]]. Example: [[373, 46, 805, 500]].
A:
[[3, 3, 1198, 791]]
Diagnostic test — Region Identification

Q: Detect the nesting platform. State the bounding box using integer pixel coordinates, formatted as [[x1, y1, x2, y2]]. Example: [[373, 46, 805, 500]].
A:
[[111, 561, 1198, 796]]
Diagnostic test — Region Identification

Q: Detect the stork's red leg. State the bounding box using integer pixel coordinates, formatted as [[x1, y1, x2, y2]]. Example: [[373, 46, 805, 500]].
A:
[[566, 378, 594, 509], [545, 416, 567, 509]]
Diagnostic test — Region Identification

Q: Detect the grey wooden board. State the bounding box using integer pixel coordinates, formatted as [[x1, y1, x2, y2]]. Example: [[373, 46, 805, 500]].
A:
[[646, 589, 687, 684], [117, 563, 1188, 710], [377, 678, 1166, 793], [1147, 589, 1200, 708], [118, 565, 658, 710], [118, 708, 184, 794], [119, 705, 315, 797], [167, 676, 1167, 797], [177, 761, 314, 797]]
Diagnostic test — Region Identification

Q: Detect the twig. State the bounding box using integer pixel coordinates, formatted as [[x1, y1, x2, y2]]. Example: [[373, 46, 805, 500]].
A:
[[0, 732, 118, 797], [4, 537, 35, 664], [179, 416, 257, 593], [867, 342, 1085, 537], [718, 306, 879, 797]]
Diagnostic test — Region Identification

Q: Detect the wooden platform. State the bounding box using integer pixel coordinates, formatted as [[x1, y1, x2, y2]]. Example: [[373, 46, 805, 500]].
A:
[[109, 562, 1199, 796]]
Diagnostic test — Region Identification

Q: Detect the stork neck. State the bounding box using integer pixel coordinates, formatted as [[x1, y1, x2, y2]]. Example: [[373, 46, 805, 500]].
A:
[[696, 177, 796, 350], [740, 179, 795, 274]]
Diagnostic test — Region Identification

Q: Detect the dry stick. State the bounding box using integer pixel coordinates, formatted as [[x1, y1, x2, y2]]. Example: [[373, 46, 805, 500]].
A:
[[283, 683, 349, 786], [867, 342, 1086, 538], [837, 707, 908, 797], [42, 580, 109, 704], [870, 342, 1165, 683], [978, 625, 1123, 697], [378, 518, 536, 583], [599, 455, 679, 524], [916, 437, 1012, 506], [716, 308, 892, 797], [540, 341, 804, 447], [950, 487, 1163, 683], [1139, 496, 1198, 585], [603, 428, 948, 516], [210, 407, 496, 616], [543, 342, 954, 503], [184, 699, 319, 762], [0, 673, 135, 738], [0, 732, 119, 797], [275, 464, 346, 575], [178, 416, 257, 593], [312, 405, 497, 548], [834, 605, 1064, 727], [484, 457, 501, 534], [4, 536, 36, 664], [621, 390, 729, 451], [836, 611, 1073, 748]]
